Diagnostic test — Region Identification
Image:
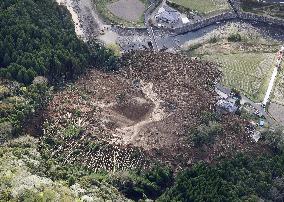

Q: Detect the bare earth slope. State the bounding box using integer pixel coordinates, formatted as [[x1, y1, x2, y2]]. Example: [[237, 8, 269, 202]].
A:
[[43, 52, 267, 171]]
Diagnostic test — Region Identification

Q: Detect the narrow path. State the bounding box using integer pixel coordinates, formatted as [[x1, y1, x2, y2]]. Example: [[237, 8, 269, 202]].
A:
[[56, 0, 85, 39], [263, 66, 278, 106], [144, 0, 163, 51], [262, 46, 284, 106], [227, 0, 241, 15], [56, 0, 116, 43]]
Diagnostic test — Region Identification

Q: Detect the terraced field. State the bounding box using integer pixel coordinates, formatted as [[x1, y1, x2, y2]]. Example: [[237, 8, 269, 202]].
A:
[[168, 0, 230, 14], [204, 53, 275, 102]]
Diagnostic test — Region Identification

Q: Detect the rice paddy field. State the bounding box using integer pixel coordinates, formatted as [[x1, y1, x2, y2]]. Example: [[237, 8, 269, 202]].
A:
[[168, 0, 230, 15], [204, 53, 276, 102], [94, 0, 148, 26]]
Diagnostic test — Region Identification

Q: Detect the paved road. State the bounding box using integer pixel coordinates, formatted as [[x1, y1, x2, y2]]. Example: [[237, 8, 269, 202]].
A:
[[263, 66, 279, 106], [144, 0, 163, 51]]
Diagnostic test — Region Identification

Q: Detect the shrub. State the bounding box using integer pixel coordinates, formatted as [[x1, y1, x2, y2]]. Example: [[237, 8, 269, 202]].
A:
[[190, 122, 223, 147], [209, 36, 218, 43], [200, 111, 218, 124], [62, 124, 83, 138], [0, 121, 13, 140], [262, 128, 284, 153], [0, 85, 10, 99], [110, 165, 173, 200], [68, 176, 76, 186], [228, 33, 242, 42]]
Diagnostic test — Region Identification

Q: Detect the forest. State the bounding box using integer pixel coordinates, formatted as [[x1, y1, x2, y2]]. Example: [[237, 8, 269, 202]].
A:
[[0, 0, 117, 84], [0, 0, 117, 136]]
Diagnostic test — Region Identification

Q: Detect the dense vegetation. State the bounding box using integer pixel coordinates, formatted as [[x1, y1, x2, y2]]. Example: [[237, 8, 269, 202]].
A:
[[0, 0, 117, 84], [0, 0, 118, 139], [159, 154, 284, 201], [0, 79, 49, 138], [240, 0, 284, 19], [4, 130, 283, 201]]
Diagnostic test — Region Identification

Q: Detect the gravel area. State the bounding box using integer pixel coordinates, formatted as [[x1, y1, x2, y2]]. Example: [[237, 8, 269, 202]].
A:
[[268, 102, 284, 125]]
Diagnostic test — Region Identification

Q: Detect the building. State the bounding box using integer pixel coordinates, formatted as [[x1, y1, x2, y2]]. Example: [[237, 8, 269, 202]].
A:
[[216, 99, 238, 113], [154, 5, 189, 28]]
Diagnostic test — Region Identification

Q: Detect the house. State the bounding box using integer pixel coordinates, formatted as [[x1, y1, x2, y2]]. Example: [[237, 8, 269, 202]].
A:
[[252, 131, 261, 142], [181, 15, 190, 24], [155, 7, 180, 25], [216, 99, 238, 113], [154, 5, 189, 28], [216, 88, 228, 99]]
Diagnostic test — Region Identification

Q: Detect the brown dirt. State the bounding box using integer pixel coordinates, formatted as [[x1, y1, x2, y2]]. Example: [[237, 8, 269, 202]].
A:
[[112, 97, 154, 122], [107, 0, 145, 21], [22, 109, 45, 137], [268, 102, 284, 125], [43, 51, 270, 171]]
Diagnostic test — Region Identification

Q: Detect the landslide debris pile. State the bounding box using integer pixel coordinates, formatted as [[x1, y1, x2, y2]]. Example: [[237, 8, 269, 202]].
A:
[[43, 51, 265, 170], [116, 52, 220, 148]]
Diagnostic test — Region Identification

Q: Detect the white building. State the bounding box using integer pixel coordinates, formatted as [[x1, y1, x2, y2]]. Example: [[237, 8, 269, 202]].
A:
[[154, 5, 189, 28]]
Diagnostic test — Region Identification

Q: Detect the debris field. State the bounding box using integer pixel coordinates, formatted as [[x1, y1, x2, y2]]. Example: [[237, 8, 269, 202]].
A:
[[43, 51, 269, 171]]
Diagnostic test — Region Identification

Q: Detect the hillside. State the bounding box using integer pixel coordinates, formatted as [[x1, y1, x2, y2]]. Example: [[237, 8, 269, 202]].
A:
[[42, 51, 268, 172], [1, 0, 284, 201]]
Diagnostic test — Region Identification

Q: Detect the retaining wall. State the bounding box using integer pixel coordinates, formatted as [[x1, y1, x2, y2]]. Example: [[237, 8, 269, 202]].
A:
[[173, 11, 237, 34]]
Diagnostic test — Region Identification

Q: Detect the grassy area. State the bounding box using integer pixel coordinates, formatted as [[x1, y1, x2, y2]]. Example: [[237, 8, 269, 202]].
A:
[[203, 53, 276, 102], [168, 0, 230, 15], [94, 0, 148, 27], [240, 0, 284, 19], [272, 63, 284, 105]]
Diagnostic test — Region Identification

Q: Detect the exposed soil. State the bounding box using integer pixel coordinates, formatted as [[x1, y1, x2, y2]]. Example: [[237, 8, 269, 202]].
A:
[[22, 109, 45, 137], [43, 51, 270, 171], [107, 0, 146, 21], [268, 102, 284, 125], [112, 98, 154, 122]]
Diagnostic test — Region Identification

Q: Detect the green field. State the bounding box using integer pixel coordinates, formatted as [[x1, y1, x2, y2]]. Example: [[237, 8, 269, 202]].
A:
[[168, 0, 230, 14], [204, 53, 275, 102], [272, 63, 284, 105], [240, 0, 284, 19]]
